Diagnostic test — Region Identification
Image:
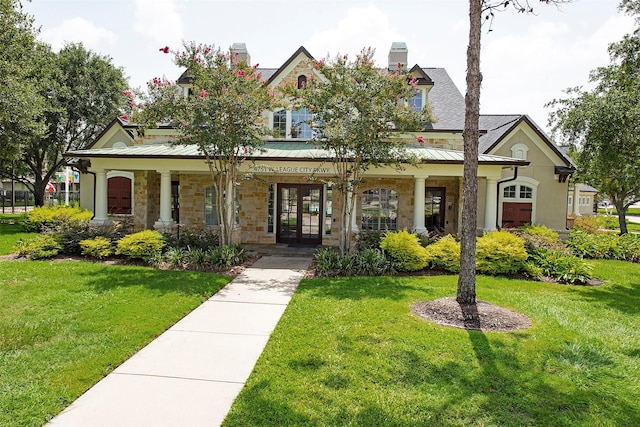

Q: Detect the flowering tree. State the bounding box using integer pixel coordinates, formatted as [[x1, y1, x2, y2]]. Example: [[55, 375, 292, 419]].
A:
[[140, 42, 275, 246], [284, 48, 431, 254]]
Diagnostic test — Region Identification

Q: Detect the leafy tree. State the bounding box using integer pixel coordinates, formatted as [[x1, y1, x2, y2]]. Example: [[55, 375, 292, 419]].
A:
[[140, 42, 276, 246], [458, 0, 570, 309], [284, 48, 430, 254], [0, 0, 45, 163], [10, 43, 129, 206], [548, 4, 640, 234]]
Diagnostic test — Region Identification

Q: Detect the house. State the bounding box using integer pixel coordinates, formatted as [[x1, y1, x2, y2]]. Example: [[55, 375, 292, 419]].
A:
[[66, 43, 575, 246], [568, 183, 598, 216]]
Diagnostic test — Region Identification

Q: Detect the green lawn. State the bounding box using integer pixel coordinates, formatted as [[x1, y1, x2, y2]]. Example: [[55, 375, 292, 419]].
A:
[[224, 260, 640, 426], [0, 222, 35, 255], [0, 260, 231, 427]]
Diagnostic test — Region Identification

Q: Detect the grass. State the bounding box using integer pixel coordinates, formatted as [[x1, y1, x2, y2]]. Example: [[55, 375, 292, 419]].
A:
[[0, 222, 36, 256], [597, 207, 640, 216], [0, 260, 231, 427], [224, 260, 640, 426]]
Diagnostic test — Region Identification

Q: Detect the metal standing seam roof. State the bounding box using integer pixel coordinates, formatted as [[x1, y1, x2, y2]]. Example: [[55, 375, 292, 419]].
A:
[[66, 142, 528, 165]]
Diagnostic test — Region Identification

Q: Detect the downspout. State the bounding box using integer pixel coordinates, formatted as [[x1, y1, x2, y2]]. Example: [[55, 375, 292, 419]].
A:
[[496, 167, 519, 229]]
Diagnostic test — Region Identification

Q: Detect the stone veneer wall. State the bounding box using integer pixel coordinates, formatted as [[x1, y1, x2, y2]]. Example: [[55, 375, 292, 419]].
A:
[[178, 174, 210, 227], [425, 177, 460, 235], [133, 171, 160, 229]]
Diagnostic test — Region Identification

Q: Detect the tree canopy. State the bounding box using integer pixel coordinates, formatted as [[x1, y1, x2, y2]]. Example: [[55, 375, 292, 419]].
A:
[[140, 42, 276, 245], [283, 48, 431, 253], [548, 2, 640, 234]]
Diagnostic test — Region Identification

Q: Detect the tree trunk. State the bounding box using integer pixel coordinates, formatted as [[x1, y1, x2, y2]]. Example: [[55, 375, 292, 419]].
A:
[[615, 200, 628, 234], [457, 0, 483, 306]]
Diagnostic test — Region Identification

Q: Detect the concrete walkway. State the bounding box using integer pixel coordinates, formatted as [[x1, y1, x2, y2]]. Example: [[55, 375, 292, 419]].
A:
[[48, 255, 312, 427]]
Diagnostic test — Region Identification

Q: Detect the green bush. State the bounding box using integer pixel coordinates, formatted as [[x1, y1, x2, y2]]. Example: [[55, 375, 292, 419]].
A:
[[476, 231, 528, 275], [186, 248, 208, 270], [55, 220, 134, 256], [116, 230, 165, 261], [519, 224, 559, 243], [423, 235, 460, 273], [14, 235, 62, 260], [206, 244, 247, 269], [573, 216, 601, 234], [596, 215, 620, 230], [529, 249, 594, 285], [79, 237, 113, 259], [314, 247, 341, 277], [354, 248, 393, 276], [380, 230, 428, 272], [162, 225, 219, 250], [164, 247, 187, 269], [567, 230, 616, 259], [22, 205, 93, 232], [355, 230, 385, 252]]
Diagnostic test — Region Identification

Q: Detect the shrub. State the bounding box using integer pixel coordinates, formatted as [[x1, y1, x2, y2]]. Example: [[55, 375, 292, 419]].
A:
[[162, 225, 219, 250], [14, 235, 62, 260], [380, 230, 428, 272], [354, 248, 393, 276], [186, 248, 208, 270], [596, 215, 620, 230], [519, 224, 558, 244], [573, 216, 601, 234], [476, 231, 528, 275], [423, 235, 460, 273], [314, 247, 341, 277], [164, 247, 187, 269], [22, 205, 92, 232], [79, 237, 113, 259], [206, 244, 247, 270], [355, 230, 385, 252], [116, 230, 165, 261], [529, 249, 594, 285], [567, 230, 616, 259]]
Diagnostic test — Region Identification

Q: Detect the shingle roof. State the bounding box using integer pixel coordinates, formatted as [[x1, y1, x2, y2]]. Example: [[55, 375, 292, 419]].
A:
[[422, 68, 465, 131]]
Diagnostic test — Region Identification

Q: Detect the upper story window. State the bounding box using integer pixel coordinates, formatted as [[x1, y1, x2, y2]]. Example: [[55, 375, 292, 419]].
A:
[[408, 88, 423, 111], [361, 188, 398, 231], [519, 186, 533, 199], [273, 109, 287, 138], [291, 108, 313, 139], [297, 75, 307, 89]]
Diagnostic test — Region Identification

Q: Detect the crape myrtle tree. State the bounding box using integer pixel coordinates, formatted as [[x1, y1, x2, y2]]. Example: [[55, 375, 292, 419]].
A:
[[10, 43, 129, 206], [284, 48, 431, 254], [548, 1, 640, 234], [0, 0, 45, 164], [458, 0, 570, 308], [140, 42, 276, 246]]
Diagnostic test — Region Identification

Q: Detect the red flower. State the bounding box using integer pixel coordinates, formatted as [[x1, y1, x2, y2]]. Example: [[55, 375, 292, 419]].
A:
[[199, 89, 208, 98], [343, 54, 348, 60], [129, 101, 137, 107], [122, 90, 132, 98], [397, 61, 402, 69], [159, 46, 170, 54], [417, 135, 425, 144], [119, 114, 130, 121]]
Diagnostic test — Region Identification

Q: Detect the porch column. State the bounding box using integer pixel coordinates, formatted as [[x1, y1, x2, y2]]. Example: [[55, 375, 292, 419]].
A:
[[154, 170, 175, 228], [91, 169, 108, 224], [347, 188, 358, 232], [413, 177, 426, 233], [572, 184, 581, 216], [484, 178, 498, 231]]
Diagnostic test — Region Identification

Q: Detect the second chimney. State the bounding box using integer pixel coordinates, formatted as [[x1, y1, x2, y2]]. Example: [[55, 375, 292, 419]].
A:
[[388, 42, 408, 71]]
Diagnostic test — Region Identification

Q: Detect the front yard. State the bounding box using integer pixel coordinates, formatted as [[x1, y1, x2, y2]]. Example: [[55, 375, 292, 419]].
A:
[[223, 260, 640, 426], [0, 260, 231, 427]]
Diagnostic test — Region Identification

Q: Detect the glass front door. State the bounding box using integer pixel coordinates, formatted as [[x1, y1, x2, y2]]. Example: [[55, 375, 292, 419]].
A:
[[425, 187, 445, 231], [277, 184, 323, 244]]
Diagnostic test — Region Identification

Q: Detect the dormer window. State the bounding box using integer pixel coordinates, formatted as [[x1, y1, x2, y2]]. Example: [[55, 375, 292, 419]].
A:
[[297, 75, 307, 89], [408, 88, 423, 111]]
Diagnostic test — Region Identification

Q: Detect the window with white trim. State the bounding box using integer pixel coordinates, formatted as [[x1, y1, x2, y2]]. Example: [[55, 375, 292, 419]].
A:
[[271, 108, 314, 139], [408, 88, 423, 111], [205, 186, 238, 226]]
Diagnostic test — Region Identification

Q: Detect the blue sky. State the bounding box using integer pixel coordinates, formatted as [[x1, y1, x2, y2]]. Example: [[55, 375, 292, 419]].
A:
[[24, 0, 636, 132]]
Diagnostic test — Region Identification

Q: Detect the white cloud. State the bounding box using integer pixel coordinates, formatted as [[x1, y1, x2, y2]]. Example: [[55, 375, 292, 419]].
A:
[[41, 17, 118, 51], [133, 0, 183, 49], [305, 4, 404, 66]]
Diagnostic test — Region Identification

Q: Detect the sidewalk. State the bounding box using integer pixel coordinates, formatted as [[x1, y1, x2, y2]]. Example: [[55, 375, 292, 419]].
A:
[[48, 255, 312, 427]]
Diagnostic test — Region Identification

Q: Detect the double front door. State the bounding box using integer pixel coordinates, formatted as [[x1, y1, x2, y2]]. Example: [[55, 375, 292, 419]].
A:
[[277, 184, 323, 244]]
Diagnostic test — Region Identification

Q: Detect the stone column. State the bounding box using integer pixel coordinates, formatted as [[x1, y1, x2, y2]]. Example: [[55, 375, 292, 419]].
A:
[[91, 170, 109, 224], [484, 178, 498, 231], [154, 170, 175, 228], [413, 177, 426, 233]]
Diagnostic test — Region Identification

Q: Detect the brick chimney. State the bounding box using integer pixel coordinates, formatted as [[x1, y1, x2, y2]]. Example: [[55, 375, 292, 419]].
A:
[[388, 42, 408, 71], [230, 43, 250, 66]]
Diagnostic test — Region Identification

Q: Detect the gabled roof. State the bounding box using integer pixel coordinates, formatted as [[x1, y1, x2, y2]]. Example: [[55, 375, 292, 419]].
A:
[[478, 114, 573, 167], [408, 65, 433, 86], [266, 46, 315, 85], [84, 118, 135, 149]]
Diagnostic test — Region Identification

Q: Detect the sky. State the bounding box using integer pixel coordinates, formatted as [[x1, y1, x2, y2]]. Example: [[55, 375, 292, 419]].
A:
[[23, 0, 637, 134]]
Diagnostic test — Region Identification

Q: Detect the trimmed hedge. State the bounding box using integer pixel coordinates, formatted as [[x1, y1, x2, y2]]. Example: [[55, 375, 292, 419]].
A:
[[380, 230, 428, 272]]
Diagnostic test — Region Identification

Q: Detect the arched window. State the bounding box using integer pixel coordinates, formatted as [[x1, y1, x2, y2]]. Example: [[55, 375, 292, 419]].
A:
[[297, 75, 307, 89], [361, 188, 398, 230]]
